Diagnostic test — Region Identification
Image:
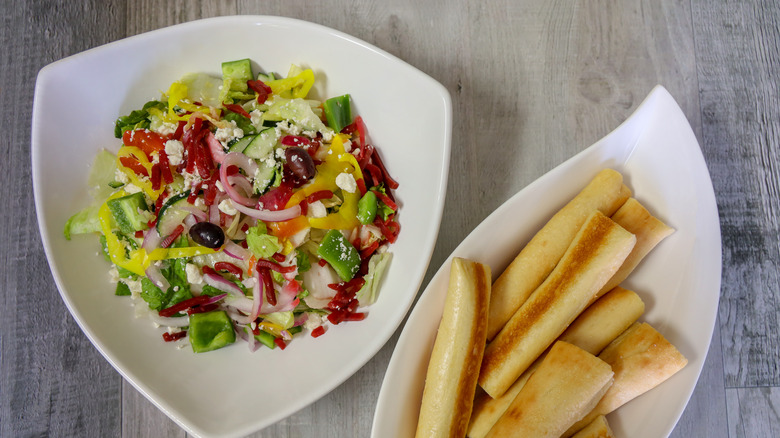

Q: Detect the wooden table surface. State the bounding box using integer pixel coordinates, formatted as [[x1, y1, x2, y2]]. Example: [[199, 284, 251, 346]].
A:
[[2, 1, 778, 437]]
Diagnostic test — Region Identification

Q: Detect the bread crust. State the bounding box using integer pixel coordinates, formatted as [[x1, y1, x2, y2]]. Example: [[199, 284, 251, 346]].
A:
[[415, 258, 492, 438], [479, 211, 635, 398], [486, 169, 630, 340]]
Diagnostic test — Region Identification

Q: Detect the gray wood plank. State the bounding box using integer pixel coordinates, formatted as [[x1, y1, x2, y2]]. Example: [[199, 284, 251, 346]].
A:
[[0, 1, 128, 437], [5, 0, 777, 437], [692, 0, 780, 388], [670, 317, 729, 438], [727, 387, 780, 438]]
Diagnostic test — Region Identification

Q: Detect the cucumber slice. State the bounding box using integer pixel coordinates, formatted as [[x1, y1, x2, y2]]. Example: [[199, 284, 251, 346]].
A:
[[221, 59, 253, 93], [156, 191, 200, 237], [228, 134, 256, 154], [243, 127, 278, 159], [253, 158, 278, 194], [107, 192, 149, 234]]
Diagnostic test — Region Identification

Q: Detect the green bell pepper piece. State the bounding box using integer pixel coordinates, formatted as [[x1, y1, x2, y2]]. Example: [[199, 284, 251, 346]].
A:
[[323, 94, 352, 133], [189, 311, 236, 353], [317, 229, 361, 281], [356, 191, 378, 225]]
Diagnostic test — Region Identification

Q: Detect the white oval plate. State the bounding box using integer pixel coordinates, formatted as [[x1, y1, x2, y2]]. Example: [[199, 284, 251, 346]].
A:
[[32, 16, 451, 438], [371, 86, 721, 438]]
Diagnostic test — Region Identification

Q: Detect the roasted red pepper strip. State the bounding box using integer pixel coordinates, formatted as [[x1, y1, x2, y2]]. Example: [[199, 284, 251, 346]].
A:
[[247, 79, 273, 104], [371, 188, 398, 211], [311, 326, 326, 338], [371, 148, 399, 190], [305, 190, 334, 204], [159, 295, 210, 318], [256, 259, 296, 274], [160, 225, 184, 248], [214, 261, 243, 278], [123, 129, 167, 157], [162, 331, 187, 342], [119, 156, 149, 177], [224, 103, 251, 119], [259, 268, 276, 306]]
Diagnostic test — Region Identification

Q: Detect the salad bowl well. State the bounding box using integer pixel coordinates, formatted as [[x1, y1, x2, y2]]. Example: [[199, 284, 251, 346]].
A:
[[32, 16, 451, 437], [371, 86, 721, 438]]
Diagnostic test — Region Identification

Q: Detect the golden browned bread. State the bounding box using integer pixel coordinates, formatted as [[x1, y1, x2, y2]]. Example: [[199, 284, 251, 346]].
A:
[[467, 286, 644, 437], [597, 197, 675, 298], [563, 322, 688, 437], [486, 169, 631, 340], [558, 286, 645, 356], [479, 211, 635, 398], [484, 341, 614, 438], [570, 415, 615, 438], [415, 258, 492, 438]]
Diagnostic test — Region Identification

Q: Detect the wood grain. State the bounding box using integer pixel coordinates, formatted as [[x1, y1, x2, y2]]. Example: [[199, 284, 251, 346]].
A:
[[1, 0, 778, 437], [692, 0, 780, 389]]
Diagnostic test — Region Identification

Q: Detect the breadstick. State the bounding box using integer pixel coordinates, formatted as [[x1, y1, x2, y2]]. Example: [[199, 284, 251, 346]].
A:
[[415, 258, 491, 438], [479, 211, 635, 398], [558, 286, 645, 355], [597, 197, 674, 299], [484, 341, 614, 438], [467, 286, 644, 438], [486, 169, 631, 340], [570, 415, 615, 438], [563, 322, 688, 437]]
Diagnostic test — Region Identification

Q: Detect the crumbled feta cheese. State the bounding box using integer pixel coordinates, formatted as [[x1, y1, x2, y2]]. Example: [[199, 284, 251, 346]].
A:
[[320, 129, 335, 142], [155, 121, 178, 136], [308, 200, 327, 218], [108, 266, 119, 283], [218, 198, 238, 216], [215, 180, 225, 193], [164, 139, 184, 166], [124, 278, 143, 297], [335, 172, 358, 193], [185, 263, 203, 285], [250, 109, 264, 130], [182, 170, 202, 190], [215, 120, 244, 147], [194, 197, 205, 208], [342, 139, 353, 153], [124, 183, 142, 194], [114, 168, 129, 184], [303, 314, 328, 330]]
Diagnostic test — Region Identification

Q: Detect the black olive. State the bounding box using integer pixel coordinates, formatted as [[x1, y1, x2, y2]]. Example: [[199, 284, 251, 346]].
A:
[[284, 147, 316, 187], [188, 222, 225, 248]]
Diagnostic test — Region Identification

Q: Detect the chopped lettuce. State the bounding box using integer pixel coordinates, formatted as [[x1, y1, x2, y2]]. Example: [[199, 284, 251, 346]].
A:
[[246, 223, 281, 258], [114, 100, 166, 138], [356, 252, 392, 306], [139, 259, 192, 311]]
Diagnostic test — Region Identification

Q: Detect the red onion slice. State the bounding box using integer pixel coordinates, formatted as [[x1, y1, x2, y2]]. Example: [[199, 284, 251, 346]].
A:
[[203, 272, 245, 296], [232, 201, 301, 222], [250, 270, 263, 321], [220, 152, 260, 207], [223, 240, 251, 261], [206, 131, 227, 164], [145, 264, 170, 291], [142, 228, 162, 252]]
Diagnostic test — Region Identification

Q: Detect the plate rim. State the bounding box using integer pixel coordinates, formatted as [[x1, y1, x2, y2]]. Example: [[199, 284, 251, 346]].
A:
[[370, 85, 722, 438], [32, 15, 453, 438]]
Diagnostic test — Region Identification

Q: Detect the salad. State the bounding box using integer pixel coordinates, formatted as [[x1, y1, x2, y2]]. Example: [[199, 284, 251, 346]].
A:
[[64, 58, 400, 353]]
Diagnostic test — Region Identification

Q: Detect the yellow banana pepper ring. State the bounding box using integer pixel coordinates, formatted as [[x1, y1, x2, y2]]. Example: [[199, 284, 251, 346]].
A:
[[99, 192, 218, 276], [116, 146, 165, 201], [166, 81, 214, 122], [285, 134, 362, 230], [266, 69, 315, 99]]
